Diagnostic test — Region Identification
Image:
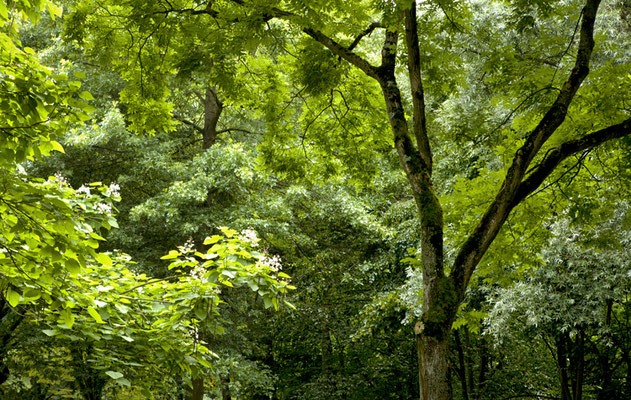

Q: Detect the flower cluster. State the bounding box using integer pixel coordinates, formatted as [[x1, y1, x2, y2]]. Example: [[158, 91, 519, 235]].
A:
[[240, 228, 259, 247], [178, 237, 195, 253], [107, 182, 120, 197], [77, 184, 91, 195], [263, 254, 282, 272]]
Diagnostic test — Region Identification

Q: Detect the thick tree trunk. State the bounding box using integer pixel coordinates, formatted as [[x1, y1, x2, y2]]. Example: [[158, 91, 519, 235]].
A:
[[416, 322, 452, 400], [191, 377, 204, 400]]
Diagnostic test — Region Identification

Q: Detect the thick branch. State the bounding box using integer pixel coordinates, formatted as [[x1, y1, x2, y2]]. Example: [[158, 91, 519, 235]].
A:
[[449, 0, 602, 301], [404, 1, 432, 172], [303, 28, 379, 79], [514, 117, 631, 205], [173, 113, 203, 132]]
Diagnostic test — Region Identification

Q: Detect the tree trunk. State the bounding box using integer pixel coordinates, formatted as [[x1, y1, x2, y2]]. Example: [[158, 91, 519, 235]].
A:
[[298, 2, 612, 400], [416, 322, 452, 400], [571, 330, 584, 400], [476, 333, 488, 399], [0, 301, 23, 385], [191, 377, 204, 400], [201, 87, 223, 150], [453, 330, 469, 400], [556, 334, 572, 400]]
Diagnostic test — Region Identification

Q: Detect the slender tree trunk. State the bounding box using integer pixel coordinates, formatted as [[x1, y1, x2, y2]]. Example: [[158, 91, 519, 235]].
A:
[[221, 375, 232, 400], [556, 334, 572, 400], [190, 87, 223, 400], [571, 330, 584, 400], [0, 302, 23, 385], [476, 333, 488, 398], [321, 318, 332, 375], [464, 329, 475, 398]]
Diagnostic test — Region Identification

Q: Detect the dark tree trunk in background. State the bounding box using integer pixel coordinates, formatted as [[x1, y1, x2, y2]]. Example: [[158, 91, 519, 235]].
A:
[[70, 345, 107, 400], [0, 300, 23, 385], [454, 330, 470, 400], [201, 87, 223, 150]]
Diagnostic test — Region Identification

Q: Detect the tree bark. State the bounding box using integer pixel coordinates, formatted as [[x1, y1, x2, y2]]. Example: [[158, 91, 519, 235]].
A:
[[191, 377, 204, 400], [556, 334, 572, 400], [0, 301, 23, 385], [201, 87, 223, 150], [416, 321, 452, 400]]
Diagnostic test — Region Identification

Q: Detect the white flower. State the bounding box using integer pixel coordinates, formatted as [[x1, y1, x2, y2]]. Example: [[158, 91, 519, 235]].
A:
[[53, 172, 69, 186], [108, 182, 120, 197], [240, 228, 259, 247], [96, 202, 112, 214], [263, 254, 282, 272], [178, 237, 195, 253], [77, 184, 91, 195]]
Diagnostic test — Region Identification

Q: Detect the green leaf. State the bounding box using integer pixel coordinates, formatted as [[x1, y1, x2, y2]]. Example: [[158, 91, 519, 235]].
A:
[[197, 358, 211, 368], [60, 309, 75, 329], [95, 252, 113, 267], [105, 371, 124, 379], [6, 287, 20, 307], [50, 140, 65, 153], [42, 329, 57, 336], [203, 235, 223, 245], [116, 378, 131, 387], [79, 91, 94, 101], [263, 296, 272, 309], [87, 306, 105, 323], [160, 250, 180, 260]]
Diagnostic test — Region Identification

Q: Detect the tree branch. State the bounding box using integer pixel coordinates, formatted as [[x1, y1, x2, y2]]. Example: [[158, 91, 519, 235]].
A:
[[449, 0, 603, 301], [514, 117, 631, 205], [404, 1, 432, 173], [303, 27, 379, 80], [173, 113, 203, 132], [348, 22, 382, 51]]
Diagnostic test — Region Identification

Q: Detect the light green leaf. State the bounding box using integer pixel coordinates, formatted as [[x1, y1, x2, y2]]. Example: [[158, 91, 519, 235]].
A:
[[60, 309, 75, 329], [79, 91, 94, 101], [203, 235, 223, 245], [87, 306, 105, 323], [50, 140, 65, 154], [160, 250, 180, 260], [105, 371, 124, 379], [6, 287, 20, 307], [95, 252, 113, 267]]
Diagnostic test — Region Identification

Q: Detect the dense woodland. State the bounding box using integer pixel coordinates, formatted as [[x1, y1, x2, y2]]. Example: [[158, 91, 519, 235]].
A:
[[2, 0, 631, 399]]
